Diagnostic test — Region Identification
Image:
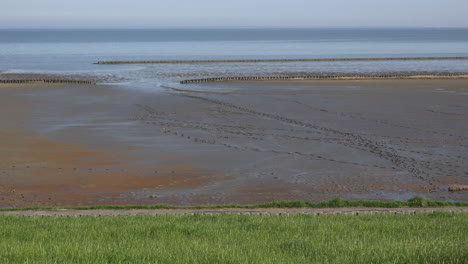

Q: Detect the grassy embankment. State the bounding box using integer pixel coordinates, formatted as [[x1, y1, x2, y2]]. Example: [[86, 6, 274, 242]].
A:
[[1, 212, 467, 263], [1, 196, 467, 212]]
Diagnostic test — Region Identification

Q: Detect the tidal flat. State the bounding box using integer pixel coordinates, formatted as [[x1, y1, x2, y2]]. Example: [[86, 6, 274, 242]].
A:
[[0, 78, 467, 207]]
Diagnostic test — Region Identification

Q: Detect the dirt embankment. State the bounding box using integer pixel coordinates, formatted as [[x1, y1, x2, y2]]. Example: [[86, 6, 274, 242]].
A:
[[1, 207, 468, 217]]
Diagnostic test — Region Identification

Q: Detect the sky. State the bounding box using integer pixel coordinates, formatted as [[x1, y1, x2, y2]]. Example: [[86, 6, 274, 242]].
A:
[[1, 0, 468, 29]]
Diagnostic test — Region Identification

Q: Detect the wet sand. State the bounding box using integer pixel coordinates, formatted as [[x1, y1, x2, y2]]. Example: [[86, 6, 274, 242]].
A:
[[0, 79, 467, 207]]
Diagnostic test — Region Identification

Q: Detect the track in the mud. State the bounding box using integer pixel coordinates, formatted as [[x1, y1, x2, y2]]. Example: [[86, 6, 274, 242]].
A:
[[131, 81, 468, 193]]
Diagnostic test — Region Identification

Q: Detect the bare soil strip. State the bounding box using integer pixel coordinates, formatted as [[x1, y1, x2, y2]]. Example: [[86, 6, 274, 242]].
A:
[[1, 207, 467, 217]]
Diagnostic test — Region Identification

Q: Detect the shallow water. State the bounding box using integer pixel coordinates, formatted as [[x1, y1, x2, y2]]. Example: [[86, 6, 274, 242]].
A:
[[1, 28, 468, 91]]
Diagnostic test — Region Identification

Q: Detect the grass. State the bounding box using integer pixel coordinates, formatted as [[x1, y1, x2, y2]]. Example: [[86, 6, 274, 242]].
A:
[[1, 196, 467, 212], [0, 212, 467, 263]]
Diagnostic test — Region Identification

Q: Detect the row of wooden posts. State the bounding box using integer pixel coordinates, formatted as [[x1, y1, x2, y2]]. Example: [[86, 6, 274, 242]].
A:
[[179, 74, 466, 84], [0, 79, 95, 84], [96, 56, 468, 64]]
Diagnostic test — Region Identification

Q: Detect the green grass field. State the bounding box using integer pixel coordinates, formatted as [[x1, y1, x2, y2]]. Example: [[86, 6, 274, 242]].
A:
[[1, 213, 467, 263]]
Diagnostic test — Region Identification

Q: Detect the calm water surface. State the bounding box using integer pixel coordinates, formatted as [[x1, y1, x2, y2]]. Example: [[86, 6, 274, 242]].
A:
[[1, 28, 468, 88]]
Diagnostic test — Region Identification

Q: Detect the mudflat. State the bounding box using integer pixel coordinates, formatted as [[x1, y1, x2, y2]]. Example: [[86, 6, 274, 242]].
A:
[[0, 79, 467, 207]]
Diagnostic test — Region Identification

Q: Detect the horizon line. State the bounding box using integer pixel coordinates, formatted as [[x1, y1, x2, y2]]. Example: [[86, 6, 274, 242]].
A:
[[2, 26, 468, 30]]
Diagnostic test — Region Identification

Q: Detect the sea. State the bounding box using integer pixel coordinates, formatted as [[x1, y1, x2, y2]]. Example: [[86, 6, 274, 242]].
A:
[[1, 28, 468, 89]]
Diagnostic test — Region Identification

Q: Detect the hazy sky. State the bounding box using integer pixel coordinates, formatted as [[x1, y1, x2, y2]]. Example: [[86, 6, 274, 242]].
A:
[[1, 0, 468, 29]]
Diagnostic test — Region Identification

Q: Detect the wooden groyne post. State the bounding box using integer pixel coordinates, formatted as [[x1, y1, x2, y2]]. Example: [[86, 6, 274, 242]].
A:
[[95, 56, 468, 65], [179, 73, 468, 84], [0, 80, 96, 85]]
